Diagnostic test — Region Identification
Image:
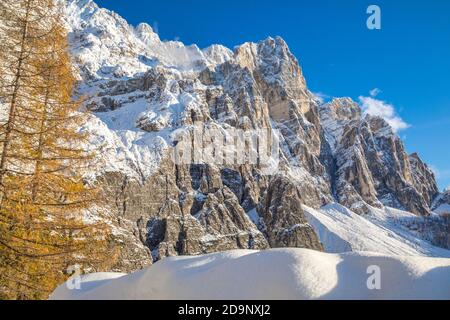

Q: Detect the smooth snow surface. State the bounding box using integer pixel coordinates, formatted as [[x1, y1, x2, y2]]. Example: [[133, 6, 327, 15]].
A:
[[50, 248, 450, 300], [304, 203, 450, 258]]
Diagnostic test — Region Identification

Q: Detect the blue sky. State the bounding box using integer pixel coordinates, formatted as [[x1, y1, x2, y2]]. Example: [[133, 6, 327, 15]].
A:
[[96, 0, 450, 190]]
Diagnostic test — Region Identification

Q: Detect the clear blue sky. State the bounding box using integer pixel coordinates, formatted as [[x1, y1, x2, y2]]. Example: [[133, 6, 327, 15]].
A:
[[96, 0, 450, 190]]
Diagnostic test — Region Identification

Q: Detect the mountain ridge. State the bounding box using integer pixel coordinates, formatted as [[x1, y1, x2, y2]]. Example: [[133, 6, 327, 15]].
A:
[[61, 0, 450, 271]]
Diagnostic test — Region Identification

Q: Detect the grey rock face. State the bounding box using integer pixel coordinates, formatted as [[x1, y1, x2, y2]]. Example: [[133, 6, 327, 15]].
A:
[[97, 159, 273, 263], [319, 98, 438, 215], [258, 176, 324, 250], [409, 153, 440, 206]]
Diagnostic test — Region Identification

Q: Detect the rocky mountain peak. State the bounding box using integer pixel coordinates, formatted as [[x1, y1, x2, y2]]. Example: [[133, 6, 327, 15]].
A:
[[318, 95, 440, 216], [321, 98, 361, 122], [135, 23, 161, 44], [58, 0, 449, 269], [364, 114, 395, 136], [202, 44, 234, 65], [256, 36, 307, 90], [257, 36, 292, 61]]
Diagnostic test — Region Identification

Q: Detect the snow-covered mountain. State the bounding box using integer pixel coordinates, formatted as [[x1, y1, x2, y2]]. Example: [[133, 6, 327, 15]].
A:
[[61, 0, 450, 273], [65, 0, 233, 79]]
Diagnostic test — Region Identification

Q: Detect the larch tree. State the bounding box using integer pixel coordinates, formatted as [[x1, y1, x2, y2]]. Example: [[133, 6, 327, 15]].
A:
[[0, 0, 111, 300]]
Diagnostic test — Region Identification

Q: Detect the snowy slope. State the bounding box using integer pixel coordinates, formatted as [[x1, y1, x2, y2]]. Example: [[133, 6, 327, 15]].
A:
[[432, 191, 450, 215], [304, 204, 450, 257], [50, 248, 450, 300]]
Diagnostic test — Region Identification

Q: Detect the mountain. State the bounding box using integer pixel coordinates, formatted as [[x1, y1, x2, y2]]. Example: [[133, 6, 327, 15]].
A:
[[62, 0, 450, 272]]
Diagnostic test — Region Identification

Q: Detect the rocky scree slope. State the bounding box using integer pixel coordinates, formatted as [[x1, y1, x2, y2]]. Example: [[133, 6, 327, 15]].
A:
[[63, 0, 450, 271]]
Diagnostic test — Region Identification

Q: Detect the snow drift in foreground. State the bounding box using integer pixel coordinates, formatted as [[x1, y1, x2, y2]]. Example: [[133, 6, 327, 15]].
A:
[[50, 249, 450, 300]]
